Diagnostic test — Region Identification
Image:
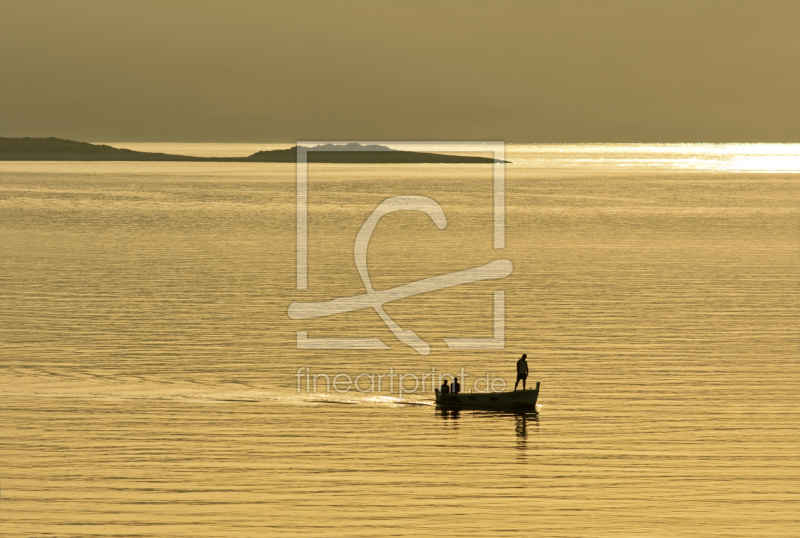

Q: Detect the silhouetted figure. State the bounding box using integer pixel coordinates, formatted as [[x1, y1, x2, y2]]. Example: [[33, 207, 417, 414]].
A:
[[452, 378, 461, 394], [440, 379, 450, 394], [514, 353, 529, 390]]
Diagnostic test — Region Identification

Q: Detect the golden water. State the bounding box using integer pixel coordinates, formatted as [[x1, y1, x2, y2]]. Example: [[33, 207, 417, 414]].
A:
[[1, 144, 798, 536]]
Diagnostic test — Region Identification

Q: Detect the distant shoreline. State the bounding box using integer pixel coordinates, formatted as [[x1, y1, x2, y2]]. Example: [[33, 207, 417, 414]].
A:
[[0, 137, 507, 164]]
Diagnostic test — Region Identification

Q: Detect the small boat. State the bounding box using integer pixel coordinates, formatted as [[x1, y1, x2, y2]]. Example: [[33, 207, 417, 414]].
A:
[[435, 381, 540, 410]]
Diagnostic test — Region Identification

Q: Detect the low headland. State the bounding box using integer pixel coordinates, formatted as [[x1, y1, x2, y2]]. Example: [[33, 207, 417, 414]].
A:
[[0, 137, 507, 164]]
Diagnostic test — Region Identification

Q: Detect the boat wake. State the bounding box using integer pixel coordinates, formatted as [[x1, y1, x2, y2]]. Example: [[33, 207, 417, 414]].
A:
[[0, 370, 433, 407]]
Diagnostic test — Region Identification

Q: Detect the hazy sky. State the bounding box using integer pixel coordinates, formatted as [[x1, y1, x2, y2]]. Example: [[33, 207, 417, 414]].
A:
[[1, 0, 798, 142]]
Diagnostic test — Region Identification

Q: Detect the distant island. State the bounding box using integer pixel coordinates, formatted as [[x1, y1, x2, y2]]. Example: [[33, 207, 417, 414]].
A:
[[0, 137, 507, 163]]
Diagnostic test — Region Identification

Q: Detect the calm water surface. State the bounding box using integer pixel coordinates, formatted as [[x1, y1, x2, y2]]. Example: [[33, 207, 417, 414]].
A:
[[1, 144, 798, 536]]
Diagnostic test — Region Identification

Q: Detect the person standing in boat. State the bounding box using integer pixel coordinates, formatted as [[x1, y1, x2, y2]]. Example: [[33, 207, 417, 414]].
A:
[[440, 379, 450, 394], [514, 353, 529, 390], [452, 377, 461, 394]]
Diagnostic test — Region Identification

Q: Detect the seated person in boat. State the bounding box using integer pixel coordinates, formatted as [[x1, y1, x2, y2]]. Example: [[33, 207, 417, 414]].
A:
[[451, 377, 461, 394], [440, 379, 450, 394], [514, 353, 529, 390]]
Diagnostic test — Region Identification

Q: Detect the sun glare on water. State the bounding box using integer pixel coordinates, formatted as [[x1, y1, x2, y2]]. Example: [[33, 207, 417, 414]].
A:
[[513, 143, 800, 172]]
